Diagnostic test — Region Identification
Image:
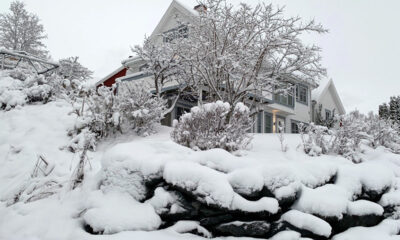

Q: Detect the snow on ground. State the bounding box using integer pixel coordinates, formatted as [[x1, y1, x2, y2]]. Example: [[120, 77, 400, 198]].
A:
[[2, 99, 400, 239]]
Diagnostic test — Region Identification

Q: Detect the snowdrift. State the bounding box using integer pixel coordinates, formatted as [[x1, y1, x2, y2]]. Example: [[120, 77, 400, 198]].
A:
[[2, 97, 400, 239]]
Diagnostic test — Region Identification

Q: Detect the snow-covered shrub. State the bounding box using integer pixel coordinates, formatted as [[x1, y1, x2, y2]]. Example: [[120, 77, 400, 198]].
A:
[[300, 123, 332, 156], [66, 83, 166, 152], [116, 83, 166, 136], [330, 111, 366, 162], [0, 68, 53, 110], [364, 112, 400, 153], [302, 110, 400, 161], [171, 101, 252, 152], [277, 126, 288, 152]]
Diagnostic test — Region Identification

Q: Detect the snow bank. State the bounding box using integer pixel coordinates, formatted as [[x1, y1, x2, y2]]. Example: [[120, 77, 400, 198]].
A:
[[281, 210, 332, 237]]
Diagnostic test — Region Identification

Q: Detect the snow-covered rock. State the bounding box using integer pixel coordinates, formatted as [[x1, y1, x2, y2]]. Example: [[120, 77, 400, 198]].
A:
[[83, 191, 161, 234], [281, 210, 332, 238]]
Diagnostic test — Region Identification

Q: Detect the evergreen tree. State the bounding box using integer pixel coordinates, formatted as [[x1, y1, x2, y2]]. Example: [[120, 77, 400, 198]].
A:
[[379, 102, 390, 120], [389, 96, 400, 125]]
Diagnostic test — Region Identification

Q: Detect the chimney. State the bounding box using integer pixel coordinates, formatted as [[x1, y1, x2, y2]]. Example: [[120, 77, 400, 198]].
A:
[[194, 4, 207, 13]]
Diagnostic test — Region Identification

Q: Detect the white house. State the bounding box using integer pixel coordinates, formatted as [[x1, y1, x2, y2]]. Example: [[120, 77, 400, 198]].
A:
[[311, 78, 346, 125], [97, 0, 345, 133]]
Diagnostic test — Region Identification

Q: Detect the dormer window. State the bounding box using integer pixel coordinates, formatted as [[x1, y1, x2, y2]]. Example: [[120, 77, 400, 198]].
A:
[[163, 25, 188, 43]]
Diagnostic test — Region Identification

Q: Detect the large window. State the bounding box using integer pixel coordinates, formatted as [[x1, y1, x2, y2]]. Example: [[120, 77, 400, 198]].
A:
[[274, 91, 294, 107], [296, 84, 308, 105], [325, 109, 331, 120], [163, 25, 188, 43], [291, 121, 300, 134], [175, 106, 191, 120], [264, 112, 272, 133], [291, 120, 308, 133], [257, 112, 262, 133]]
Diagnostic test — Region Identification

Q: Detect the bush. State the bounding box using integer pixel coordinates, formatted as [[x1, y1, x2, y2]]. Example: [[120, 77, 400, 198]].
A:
[[171, 101, 252, 152], [66, 83, 166, 152], [301, 110, 400, 161], [0, 68, 53, 110]]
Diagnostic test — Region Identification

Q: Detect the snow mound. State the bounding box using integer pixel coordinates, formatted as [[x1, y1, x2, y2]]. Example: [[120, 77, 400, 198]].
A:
[[293, 184, 349, 218], [380, 191, 400, 207], [281, 210, 332, 237], [83, 191, 161, 234], [347, 200, 383, 216], [163, 161, 279, 214]]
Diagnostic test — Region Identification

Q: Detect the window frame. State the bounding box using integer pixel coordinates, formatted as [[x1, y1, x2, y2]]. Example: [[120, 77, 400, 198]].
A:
[[274, 89, 295, 108], [296, 84, 308, 105], [325, 109, 331, 120], [290, 119, 308, 134], [163, 25, 189, 43], [257, 112, 263, 133], [264, 112, 273, 133]]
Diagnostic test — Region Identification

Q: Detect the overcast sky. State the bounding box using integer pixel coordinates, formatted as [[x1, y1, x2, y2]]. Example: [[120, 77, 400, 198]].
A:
[[1, 0, 399, 113]]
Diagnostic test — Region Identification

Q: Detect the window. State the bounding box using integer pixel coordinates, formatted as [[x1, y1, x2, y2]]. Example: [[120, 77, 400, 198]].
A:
[[274, 91, 294, 107], [291, 120, 308, 133], [139, 64, 148, 71], [296, 84, 308, 105], [325, 109, 331, 120], [257, 112, 262, 133], [175, 106, 191, 120], [291, 121, 299, 134], [163, 25, 188, 43], [264, 112, 272, 133]]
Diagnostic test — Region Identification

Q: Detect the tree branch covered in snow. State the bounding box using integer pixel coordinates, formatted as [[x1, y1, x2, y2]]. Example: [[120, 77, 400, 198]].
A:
[[164, 0, 326, 115], [57, 56, 93, 82]]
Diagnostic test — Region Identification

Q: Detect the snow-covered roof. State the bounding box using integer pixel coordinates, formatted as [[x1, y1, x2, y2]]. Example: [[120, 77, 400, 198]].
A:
[[95, 65, 126, 86], [312, 78, 345, 115], [122, 0, 197, 66], [312, 78, 330, 101], [149, 0, 197, 40]]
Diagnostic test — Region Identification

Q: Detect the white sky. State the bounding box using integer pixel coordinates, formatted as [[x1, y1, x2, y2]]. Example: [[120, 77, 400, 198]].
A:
[[1, 0, 399, 113]]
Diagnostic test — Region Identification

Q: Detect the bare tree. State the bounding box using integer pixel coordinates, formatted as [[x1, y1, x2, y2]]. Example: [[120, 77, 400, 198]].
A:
[[132, 38, 186, 115], [0, 1, 48, 57], [58, 56, 93, 81], [166, 0, 326, 118]]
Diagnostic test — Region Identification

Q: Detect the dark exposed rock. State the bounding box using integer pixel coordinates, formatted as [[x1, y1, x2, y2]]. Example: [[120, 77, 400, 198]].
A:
[[83, 223, 103, 235], [333, 214, 384, 233], [278, 221, 329, 240], [113, 169, 387, 239], [213, 221, 272, 238], [315, 213, 383, 235], [358, 186, 390, 203], [200, 214, 234, 226], [383, 205, 400, 218]]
